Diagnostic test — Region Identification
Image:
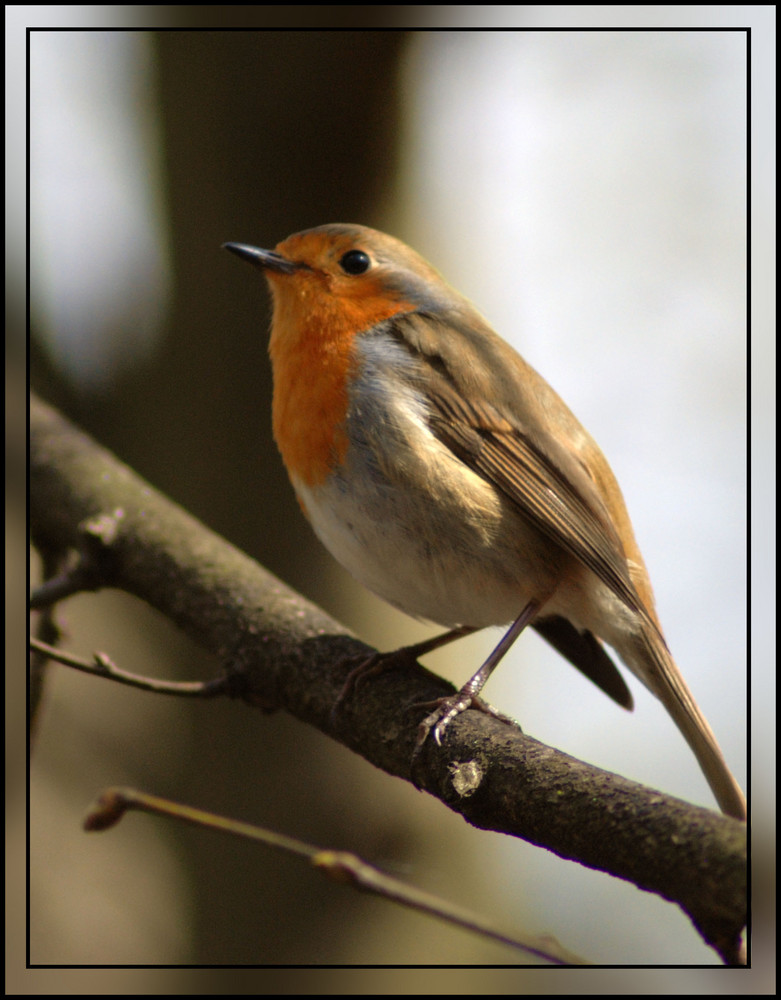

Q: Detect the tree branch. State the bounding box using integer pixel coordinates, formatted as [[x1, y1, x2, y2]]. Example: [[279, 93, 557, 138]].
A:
[[27, 393, 746, 963]]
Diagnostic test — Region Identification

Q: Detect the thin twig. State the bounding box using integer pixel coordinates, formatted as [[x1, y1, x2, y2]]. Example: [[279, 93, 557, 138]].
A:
[[85, 787, 590, 966], [29, 511, 126, 609], [29, 550, 66, 744], [28, 638, 236, 698]]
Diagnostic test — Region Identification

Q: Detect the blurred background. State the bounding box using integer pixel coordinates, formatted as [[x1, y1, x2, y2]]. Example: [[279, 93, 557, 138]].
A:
[[11, 5, 772, 993]]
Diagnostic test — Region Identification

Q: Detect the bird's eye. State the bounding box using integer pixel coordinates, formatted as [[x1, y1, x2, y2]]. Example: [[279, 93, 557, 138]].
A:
[[339, 250, 371, 275]]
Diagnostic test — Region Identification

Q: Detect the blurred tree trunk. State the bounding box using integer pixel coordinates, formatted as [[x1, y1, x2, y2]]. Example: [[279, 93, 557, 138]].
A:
[[151, 29, 411, 963]]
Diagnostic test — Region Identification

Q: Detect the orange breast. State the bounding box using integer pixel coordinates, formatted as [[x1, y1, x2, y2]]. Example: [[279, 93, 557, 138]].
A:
[[268, 273, 413, 488]]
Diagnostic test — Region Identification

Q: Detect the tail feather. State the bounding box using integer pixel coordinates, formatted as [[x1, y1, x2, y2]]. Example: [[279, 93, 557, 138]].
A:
[[636, 625, 746, 820]]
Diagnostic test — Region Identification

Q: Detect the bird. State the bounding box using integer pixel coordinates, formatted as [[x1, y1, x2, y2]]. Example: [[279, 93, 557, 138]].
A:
[[224, 223, 746, 821]]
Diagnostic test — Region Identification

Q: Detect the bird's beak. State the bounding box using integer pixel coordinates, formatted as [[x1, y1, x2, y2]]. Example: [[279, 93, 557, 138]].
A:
[[223, 242, 299, 275]]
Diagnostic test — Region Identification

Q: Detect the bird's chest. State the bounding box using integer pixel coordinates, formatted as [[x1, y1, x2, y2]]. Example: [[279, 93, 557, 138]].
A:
[[269, 319, 355, 489], [286, 335, 547, 625]]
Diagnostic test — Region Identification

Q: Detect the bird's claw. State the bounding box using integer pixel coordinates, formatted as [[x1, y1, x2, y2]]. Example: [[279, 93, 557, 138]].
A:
[[330, 645, 423, 727], [414, 693, 521, 750]]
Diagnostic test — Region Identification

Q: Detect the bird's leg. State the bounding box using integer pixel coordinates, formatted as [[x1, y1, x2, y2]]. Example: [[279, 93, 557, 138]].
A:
[[332, 626, 477, 722], [398, 625, 478, 661], [416, 600, 542, 748]]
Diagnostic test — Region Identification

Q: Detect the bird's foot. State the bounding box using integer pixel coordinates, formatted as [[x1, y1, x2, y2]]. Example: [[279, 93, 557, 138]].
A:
[[330, 645, 419, 726], [331, 628, 475, 726], [414, 692, 520, 749]]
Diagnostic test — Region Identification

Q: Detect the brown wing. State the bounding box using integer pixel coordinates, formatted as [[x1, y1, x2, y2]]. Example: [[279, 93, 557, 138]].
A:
[[424, 375, 641, 616]]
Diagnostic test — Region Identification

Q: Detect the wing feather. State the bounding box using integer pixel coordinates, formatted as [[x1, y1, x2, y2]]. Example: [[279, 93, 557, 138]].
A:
[[425, 377, 641, 614], [385, 313, 642, 616]]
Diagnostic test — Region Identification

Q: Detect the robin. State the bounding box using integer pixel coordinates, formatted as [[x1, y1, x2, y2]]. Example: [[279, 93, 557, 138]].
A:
[[225, 224, 746, 821]]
